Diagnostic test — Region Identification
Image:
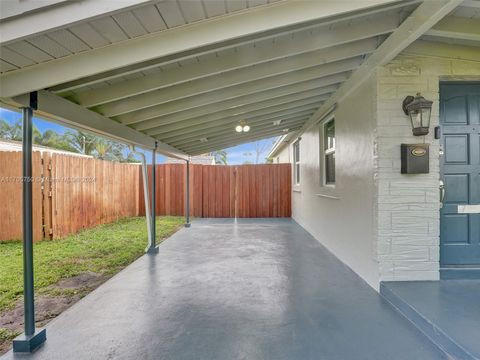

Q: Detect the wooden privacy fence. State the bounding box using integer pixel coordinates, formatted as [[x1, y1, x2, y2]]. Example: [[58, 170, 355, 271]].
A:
[[0, 151, 140, 242], [139, 163, 291, 219], [0, 153, 291, 242]]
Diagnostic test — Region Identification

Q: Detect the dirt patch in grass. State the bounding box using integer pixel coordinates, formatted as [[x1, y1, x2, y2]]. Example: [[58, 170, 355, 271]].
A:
[[55, 271, 107, 289], [0, 271, 110, 355]]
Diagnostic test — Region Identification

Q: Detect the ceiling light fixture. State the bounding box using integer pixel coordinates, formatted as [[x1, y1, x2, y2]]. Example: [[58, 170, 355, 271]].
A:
[[235, 120, 250, 133]]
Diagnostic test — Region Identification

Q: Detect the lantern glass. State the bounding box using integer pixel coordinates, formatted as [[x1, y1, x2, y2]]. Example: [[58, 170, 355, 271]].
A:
[[235, 125, 243, 132], [404, 93, 433, 136], [243, 125, 250, 132]]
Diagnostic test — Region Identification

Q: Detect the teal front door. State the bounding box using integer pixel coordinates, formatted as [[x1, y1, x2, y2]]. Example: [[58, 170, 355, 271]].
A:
[[440, 83, 480, 267]]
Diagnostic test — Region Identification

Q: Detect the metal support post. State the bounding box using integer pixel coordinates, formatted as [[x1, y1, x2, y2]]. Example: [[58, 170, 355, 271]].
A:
[[185, 159, 191, 228], [13, 92, 46, 353], [147, 143, 159, 254]]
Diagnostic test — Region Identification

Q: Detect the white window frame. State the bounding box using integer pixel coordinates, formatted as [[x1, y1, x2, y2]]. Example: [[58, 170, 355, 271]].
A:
[[320, 116, 336, 187], [293, 140, 301, 186]]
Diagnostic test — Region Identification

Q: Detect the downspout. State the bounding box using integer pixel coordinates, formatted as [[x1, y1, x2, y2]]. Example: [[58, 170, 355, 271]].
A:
[[130, 146, 152, 250]]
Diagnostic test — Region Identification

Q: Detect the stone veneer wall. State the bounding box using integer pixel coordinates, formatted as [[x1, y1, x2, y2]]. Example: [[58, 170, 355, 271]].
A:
[[375, 53, 480, 281]]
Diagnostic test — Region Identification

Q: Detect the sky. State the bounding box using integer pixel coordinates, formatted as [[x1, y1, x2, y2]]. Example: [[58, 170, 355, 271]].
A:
[[0, 107, 277, 165]]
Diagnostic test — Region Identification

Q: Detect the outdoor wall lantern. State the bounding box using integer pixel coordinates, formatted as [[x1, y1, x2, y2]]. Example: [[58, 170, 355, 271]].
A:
[[235, 120, 250, 133], [402, 92, 433, 136]]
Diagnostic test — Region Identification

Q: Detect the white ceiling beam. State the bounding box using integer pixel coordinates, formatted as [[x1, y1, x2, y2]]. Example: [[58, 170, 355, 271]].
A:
[[49, 0, 414, 93], [146, 98, 321, 136], [156, 106, 317, 140], [168, 115, 310, 147], [9, 90, 186, 158], [183, 127, 301, 154], [403, 39, 480, 61], [117, 80, 334, 129], [98, 39, 376, 117], [0, 0, 153, 44], [299, 0, 464, 136], [159, 110, 315, 143], [1, 0, 69, 20], [425, 16, 480, 41], [101, 79, 338, 121], [113, 83, 333, 131], [134, 91, 330, 132], [0, 0, 399, 98], [113, 64, 352, 125], [119, 58, 360, 125], [461, 0, 480, 8], [172, 118, 308, 148], [74, 18, 395, 107]]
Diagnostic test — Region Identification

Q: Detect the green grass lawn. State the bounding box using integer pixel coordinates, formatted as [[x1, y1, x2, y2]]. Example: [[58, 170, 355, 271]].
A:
[[0, 216, 184, 313]]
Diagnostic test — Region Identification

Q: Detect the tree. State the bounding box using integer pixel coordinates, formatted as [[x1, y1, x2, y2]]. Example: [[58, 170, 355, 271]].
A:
[[212, 150, 228, 165], [0, 119, 22, 140], [36, 130, 78, 152], [93, 140, 111, 160], [65, 130, 97, 155], [253, 139, 275, 164], [0, 119, 43, 143], [0, 118, 135, 163]]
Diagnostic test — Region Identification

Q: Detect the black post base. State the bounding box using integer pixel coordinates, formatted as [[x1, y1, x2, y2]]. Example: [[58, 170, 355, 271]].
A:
[[13, 328, 46, 353], [184, 223, 191, 228], [146, 246, 159, 254]]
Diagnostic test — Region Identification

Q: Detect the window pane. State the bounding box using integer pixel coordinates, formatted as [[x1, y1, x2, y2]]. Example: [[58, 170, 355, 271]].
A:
[[324, 120, 335, 150], [325, 153, 335, 184], [294, 142, 300, 161], [296, 164, 300, 184]]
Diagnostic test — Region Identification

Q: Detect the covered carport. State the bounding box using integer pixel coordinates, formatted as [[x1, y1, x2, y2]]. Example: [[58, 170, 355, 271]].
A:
[[1, 218, 447, 359], [0, 0, 468, 355]]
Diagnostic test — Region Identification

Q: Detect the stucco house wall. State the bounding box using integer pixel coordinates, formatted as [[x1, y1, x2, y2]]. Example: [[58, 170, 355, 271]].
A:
[[273, 42, 480, 291], [274, 147, 290, 164], [278, 76, 380, 289]]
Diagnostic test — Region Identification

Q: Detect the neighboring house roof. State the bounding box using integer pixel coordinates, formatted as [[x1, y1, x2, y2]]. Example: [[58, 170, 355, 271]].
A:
[[166, 155, 215, 165], [267, 133, 298, 159], [0, 139, 93, 158]]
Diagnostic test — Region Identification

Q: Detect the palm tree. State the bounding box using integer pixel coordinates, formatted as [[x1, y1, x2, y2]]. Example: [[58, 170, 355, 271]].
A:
[[0, 119, 23, 140], [65, 130, 97, 155], [37, 130, 78, 152], [212, 150, 228, 165], [94, 141, 112, 160], [0, 119, 42, 143]]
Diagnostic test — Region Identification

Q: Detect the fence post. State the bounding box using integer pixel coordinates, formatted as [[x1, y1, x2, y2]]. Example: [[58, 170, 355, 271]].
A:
[[185, 159, 191, 227], [13, 92, 46, 353]]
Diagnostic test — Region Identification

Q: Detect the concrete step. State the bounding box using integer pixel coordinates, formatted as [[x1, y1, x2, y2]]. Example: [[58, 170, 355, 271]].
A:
[[380, 282, 478, 360]]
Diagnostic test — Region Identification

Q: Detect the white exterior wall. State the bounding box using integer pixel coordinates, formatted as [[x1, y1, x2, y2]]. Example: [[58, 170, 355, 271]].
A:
[[375, 54, 480, 282], [280, 48, 480, 290], [274, 145, 290, 164], [287, 77, 380, 289]]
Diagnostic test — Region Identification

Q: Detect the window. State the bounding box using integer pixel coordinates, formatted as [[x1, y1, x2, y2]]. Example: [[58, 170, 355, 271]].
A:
[[293, 140, 300, 185], [323, 118, 335, 185]]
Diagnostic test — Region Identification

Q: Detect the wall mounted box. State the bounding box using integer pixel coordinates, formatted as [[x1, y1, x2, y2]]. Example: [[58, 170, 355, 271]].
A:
[[401, 144, 429, 174]]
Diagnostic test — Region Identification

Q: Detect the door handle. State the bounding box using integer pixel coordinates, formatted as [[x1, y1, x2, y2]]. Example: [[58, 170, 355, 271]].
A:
[[439, 180, 446, 209]]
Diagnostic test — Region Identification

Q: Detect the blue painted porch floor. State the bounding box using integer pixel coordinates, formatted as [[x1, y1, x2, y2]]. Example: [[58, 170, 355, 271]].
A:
[[381, 280, 480, 360], [2, 219, 446, 360]]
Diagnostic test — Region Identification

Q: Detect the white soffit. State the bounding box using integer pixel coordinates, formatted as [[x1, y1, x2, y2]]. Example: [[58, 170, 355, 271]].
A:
[[0, 0, 467, 156]]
